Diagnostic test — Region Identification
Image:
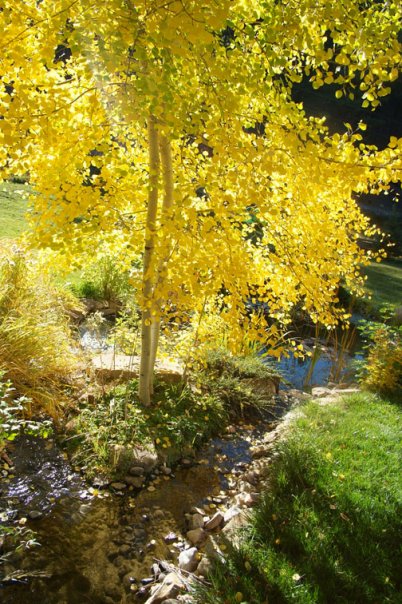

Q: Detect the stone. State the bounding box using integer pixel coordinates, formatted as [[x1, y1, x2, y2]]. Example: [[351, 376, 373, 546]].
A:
[[27, 510, 43, 520], [196, 556, 213, 578], [181, 458, 193, 467], [124, 475, 145, 488], [186, 528, 207, 546], [129, 466, 145, 477], [64, 418, 78, 433], [123, 573, 137, 590], [204, 511, 224, 531], [222, 511, 249, 546], [311, 386, 332, 398], [144, 572, 184, 604], [178, 547, 199, 572], [202, 536, 224, 560], [92, 475, 110, 488], [92, 353, 183, 385], [242, 375, 280, 396], [164, 532, 177, 544], [188, 513, 204, 530], [111, 482, 127, 490], [110, 442, 158, 475], [251, 444, 269, 458], [235, 492, 259, 507], [223, 506, 241, 524], [243, 471, 258, 485]]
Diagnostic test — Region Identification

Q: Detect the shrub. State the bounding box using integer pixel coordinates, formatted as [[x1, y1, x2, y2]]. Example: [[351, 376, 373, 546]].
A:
[[0, 245, 80, 415], [71, 255, 132, 304], [69, 379, 227, 475], [357, 313, 402, 396], [0, 373, 52, 451], [195, 348, 280, 418]]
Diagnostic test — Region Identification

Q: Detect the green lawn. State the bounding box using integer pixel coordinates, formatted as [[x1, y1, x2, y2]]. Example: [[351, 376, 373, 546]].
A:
[[0, 181, 29, 239], [197, 392, 402, 604], [364, 258, 402, 309]]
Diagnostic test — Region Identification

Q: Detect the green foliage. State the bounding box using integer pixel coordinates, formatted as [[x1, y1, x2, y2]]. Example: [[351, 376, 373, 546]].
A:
[[196, 349, 279, 417], [0, 373, 52, 449], [71, 255, 132, 304], [197, 392, 402, 604], [357, 313, 402, 396], [70, 379, 227, 474], [109, 306, 141, 354], [202, 348, 278, 380], [0, 245, 80, 415]]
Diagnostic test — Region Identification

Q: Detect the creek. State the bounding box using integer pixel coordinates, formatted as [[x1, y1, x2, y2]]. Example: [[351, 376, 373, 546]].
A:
[[0, 322, 362, 604], [1, 402, 289, 604]]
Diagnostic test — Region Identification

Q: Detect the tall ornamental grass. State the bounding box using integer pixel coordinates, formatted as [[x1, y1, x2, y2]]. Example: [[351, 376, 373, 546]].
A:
[[0, 244, 80, 416]]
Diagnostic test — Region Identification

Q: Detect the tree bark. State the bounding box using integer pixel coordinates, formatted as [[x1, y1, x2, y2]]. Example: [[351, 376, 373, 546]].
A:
[[148, 132, 174, 395], [139, 115, 160, 406]]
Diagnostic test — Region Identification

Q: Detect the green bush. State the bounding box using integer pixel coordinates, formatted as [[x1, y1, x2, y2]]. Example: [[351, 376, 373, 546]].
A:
[[0, 373, 52, 450], [357, 311, 402, 397], [69, 379, 227, 475], [71, 255, 132, 304], [195, 349, 280, 418]]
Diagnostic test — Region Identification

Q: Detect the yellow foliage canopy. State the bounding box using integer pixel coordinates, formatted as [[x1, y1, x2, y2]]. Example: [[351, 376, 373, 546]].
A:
[[0, 0, 401, 350]]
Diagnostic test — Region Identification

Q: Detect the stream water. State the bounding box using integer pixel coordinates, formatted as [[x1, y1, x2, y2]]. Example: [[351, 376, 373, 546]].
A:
[[0, 407, 285, 604], [0, 322, 362, 603]]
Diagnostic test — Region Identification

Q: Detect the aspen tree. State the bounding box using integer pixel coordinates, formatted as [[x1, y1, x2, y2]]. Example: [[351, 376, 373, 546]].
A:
[[0, 1, 401, 404]]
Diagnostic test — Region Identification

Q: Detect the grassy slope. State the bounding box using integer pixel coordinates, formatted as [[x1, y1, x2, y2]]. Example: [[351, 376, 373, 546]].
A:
[[197, 392, 401, 604], [0, 182, 29, 239], [363, 259, 402, 309]]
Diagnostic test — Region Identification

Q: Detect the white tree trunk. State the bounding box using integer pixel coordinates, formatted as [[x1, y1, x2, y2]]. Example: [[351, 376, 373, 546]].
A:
[[139, 115, 160, 406], [148, 132, 174, 395]]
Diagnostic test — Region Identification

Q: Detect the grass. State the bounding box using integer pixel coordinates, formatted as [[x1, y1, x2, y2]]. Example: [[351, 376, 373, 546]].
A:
[[0, 246, 80, 415], [196, 392, 402, 604], [0, 181, 30, 239], [363, 258, 402, 310]]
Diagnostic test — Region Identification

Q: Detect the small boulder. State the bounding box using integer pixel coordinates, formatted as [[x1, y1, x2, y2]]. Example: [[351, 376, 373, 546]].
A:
[[188, 513, 204, 530], [124, 476, 145, 488], [223, 506, 241, 524], [111, 482, 127, 491], [110, 442, 158, 475], [144, 572, 184, 604], [204, 511, 224, 531], [178, 547, 199, 572], [186, 528, 207, 546], [196, 556, 213, 578]]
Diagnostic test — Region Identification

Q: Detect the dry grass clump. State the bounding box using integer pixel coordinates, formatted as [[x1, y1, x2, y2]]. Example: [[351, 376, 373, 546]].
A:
[[0, 244, 81, 416]]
